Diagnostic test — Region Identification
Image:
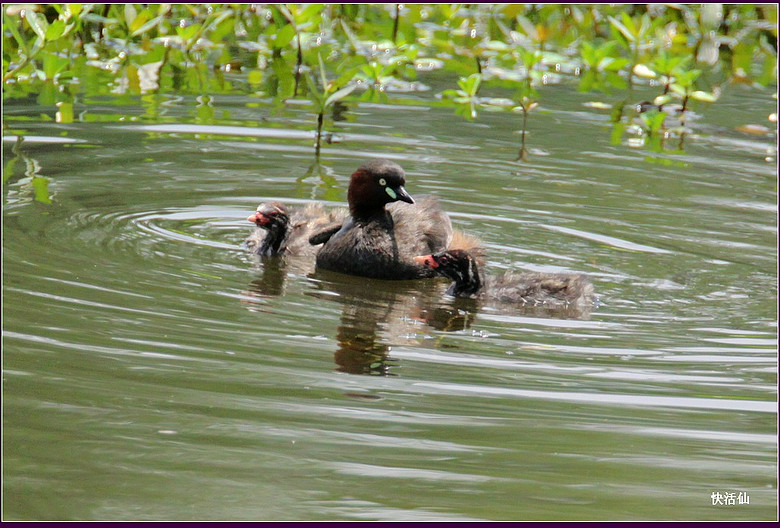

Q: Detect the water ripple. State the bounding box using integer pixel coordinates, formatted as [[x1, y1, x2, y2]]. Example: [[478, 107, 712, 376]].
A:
[[413, 381, 776, 413]]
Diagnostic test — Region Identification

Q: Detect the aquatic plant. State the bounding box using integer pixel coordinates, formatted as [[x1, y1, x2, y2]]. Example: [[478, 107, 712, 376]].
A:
[[2, 4, 776, 159]]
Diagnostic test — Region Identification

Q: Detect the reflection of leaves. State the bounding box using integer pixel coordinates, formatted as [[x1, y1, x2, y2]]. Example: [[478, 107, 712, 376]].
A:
[[270, 56, 295, 98], [441, 74, 482, 119], [3, 156, 18, 184], [41, 52, 70, 80], [32, 176, 52, 204], [55, 101, 73, 123], [639, 109, 666, 135], [8, 137, 53, 204], [299, 159, 339, 189]]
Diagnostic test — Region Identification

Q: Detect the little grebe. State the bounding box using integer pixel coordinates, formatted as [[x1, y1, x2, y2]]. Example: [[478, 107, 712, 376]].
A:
[[246, 201, 347, 257], [414, 249, 595, 308], [314, 159, 455, 280]]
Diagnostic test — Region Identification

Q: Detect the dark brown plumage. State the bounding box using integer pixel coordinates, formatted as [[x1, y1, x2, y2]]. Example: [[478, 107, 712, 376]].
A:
[[314, 159, 455, 280]]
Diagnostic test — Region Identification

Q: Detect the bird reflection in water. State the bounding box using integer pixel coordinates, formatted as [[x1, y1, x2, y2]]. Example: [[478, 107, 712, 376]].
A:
[[306, 269, 466, 376], [241, 257, 592, 375], [239, 256, 287, 309]]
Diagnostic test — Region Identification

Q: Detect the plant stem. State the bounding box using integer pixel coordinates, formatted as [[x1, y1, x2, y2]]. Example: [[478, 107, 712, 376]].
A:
[[518, 105, 528, 161], [392, 4, 400, 43], [294, 31, 303, 96], [628, 40, 637, 90], [681, 93, 690, 113], [3, 56, 32, 83], [315, 110, 324, 157]]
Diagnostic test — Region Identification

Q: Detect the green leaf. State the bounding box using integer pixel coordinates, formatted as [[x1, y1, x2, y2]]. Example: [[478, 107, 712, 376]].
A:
[[130, 15, 163, 37], [318, 53, 328, 89], [608, 15, 634, 42], [205, 8, 233, 34], [732, 42, 753, 76], [30, 36, 44, 58], [45, 19, 66, 41], [324, 84, 357, 107], [177, 23, 200, 41], [581, 41, 596, 66], [305, 74, 325, 110], [605, 71, 627, 90], [759, 53, 777, 86], [275, 24, 296, 49], [271, 56, 295, 98], [4, 11, 29, 54], [441, 89, 464, 99], [299, 3, 324, 23], [333, 65, 361, 88], [25, 11, 49, 42], [690, 90, 717, 102], [636, 14, 652, 39], [458, 73, 481, 96], [621, 12, 638, 36], [675, 69, 701, 87], [516, 15, 539, 41], [129, 9, 151, 33], [601, 57, 630, 72], [124, 4, 137, 28], [209, 12, 235, 42], [67, 4, 82, 18]]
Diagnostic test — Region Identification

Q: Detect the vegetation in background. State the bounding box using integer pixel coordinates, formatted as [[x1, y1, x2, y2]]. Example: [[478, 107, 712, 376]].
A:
[[2, 3, 777, 160]]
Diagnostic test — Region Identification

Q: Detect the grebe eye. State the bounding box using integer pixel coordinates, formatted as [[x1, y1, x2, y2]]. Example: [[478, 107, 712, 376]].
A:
[[379, 178, 386, 186]]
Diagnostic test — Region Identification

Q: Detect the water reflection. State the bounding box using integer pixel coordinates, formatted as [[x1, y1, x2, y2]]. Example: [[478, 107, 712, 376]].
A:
[[306, 270, 440, 376], [3, 82, 776, 520], [242, 257, 287, 298], [241, 250, 597, 375]]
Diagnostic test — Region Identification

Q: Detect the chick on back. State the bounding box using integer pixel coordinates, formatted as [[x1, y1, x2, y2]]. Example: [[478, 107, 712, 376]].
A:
[[246, 201, 347, 257]]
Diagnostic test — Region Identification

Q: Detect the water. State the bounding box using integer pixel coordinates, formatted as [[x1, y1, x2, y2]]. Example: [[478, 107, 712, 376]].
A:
[[2, 79, 777, 520]]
